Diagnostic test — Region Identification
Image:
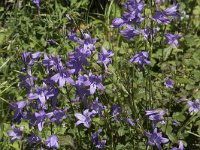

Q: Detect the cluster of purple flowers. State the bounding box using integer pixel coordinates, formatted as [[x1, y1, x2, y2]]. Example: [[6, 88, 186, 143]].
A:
[[8, 27, 114, 149]]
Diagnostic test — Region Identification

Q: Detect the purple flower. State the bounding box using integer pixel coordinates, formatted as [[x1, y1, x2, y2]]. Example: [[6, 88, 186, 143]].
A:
[[26, 132, 41, 145], [127, 117, 135, 127], [156, 0, 165, 6], [145, 109, 167, 127], [164, 78, 174, 88], [8, 125, 24, 144], [97, 48, 114, 71], [48, 108, 67, 125], [112, 18, 125, 28], [130, 51, 151, 71], [35, 110, 51, 131], [45, 134, 59, 149], [92, 130, 106, 149], [90, 97, 106, 116], [120, 25, 141, 41], [187, 99, 200, 113], [145, 128, 169, 150], [11, 101, 26, 122], [32, 0, 40, 9], [171, 140, 184, 150], [164, 3, 180, 19], [51, 68, 74, 88], [67, 30, 79, 42], [112, 104, 121, 121], [75, 109, 96, 128], [165, 33, 181, 49]]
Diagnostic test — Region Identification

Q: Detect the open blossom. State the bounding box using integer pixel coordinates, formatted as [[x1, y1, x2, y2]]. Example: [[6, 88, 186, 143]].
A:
[[112, 0, 144, 27], [187, 99, 200, 113], [45, 134, 59, 149], [75, 109, 96, 128], [145, 128, 169, 150], [165, 33, 181, 49], [164, 78, 174, 88], [130, 51, 151, 71], [145, 109, 167, 127], [90, 97, 106, 116], [97, 48, 114, 71], [8, 125, 24, 144], [47, 108, 67, 125]]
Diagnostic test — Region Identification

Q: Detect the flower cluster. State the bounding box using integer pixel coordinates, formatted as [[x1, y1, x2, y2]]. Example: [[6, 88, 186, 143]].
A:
[[7, 27, 114, 149]]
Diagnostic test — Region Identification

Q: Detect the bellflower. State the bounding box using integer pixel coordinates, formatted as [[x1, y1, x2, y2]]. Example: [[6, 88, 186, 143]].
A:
[[51, 67, 74, 88], [112, 104, 121, 121], [28, 83, 55, 108], [45, 134, 59, 149], [187, 99, 200, 113], [35, 110, 48, 131], [145, 128, 169, 150], [8, 125, 24, 144], [88, 73, 105, 95], [164, 78, 174, 88], [90, 97, 106, 116], [26, 132, 41, 145], [11, 100, 26, 123], [92, 129, 106, 149], [171, 140, 184, 150], [75, 109, 96, 128], [97, 48, 114, 71], [48, 108, 67, 125], [32, 0, 40, 9], [120, 25, 141, 41], [67, 30, 80, 42], [165, 33, 181, 49], [130, 51, 151, 71], [127, 117, 135, 127], [145, 109, 167, 127]]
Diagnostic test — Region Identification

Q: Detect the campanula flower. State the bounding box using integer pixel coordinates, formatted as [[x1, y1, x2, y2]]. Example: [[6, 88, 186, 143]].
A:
[[164, 78, 174, 88], [146, 128, 169, 150], [8, 125, 24, 144], [171, 140, 184, 150], [130, 51, 151, 71], [92, 129, 106, 149], [75, 109, 96, 128], [97, 48, 114, 71], [11, 100, 26, 123], [48, 108, 67, 125], [145, 109, 167, 127], [32, 0, 40, 9], [187, 99, 200, 113], [90, 97, 106, 116], [26, 132, 41, 145], [165, 33, 181, 49], [127, 117, 135, 127], [112, 104, 121, 121], [45, 134, 59, 149]]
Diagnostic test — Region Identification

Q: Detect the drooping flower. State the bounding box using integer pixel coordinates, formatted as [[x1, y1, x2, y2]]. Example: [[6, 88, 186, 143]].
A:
[[187, 99, 200, 113], [45, 134, 59, 149], [165, 33, 181, 49], [35, 110, 49, 131], [120, 25, 141, 41], [97, 48, 114, 71], [8, 125, 24, 144], [145, 128, 169, 150], [75, 109, 96, 128], [130, 51, 151, 71], [171, 140, 184, 150], [164, 78, 174, 88]]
